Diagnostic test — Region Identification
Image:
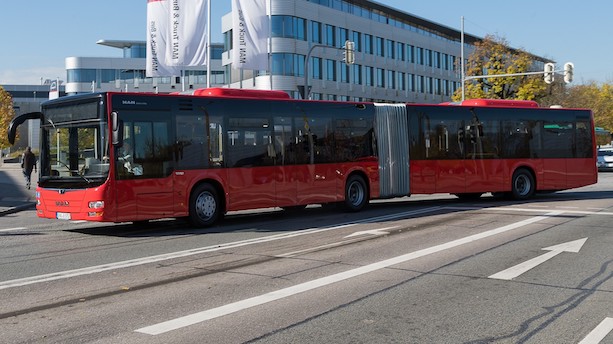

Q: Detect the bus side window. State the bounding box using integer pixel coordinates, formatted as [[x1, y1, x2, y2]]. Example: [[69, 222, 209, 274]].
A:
[[542, 121, 573, 158], [227, 117, 273, 167]]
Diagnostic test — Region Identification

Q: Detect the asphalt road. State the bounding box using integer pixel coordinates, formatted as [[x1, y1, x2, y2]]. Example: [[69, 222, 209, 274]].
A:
[[0, 173, 612, 344]]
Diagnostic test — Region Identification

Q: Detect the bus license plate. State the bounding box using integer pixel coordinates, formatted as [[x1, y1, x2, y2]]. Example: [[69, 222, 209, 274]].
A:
[[56, 212, 71, 220]]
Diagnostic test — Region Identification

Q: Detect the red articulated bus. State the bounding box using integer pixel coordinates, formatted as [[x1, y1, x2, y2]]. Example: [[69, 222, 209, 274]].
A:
[[8, 88, 597, 227]]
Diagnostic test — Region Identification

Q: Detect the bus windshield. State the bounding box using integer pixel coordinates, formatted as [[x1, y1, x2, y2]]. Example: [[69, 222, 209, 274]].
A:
[[40, 99, 109, 188]]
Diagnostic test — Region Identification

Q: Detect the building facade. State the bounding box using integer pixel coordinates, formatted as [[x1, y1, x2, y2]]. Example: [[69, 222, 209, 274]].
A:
[[222, 0, 480, 103], [2, 84, 66, 151], [65, 41, 226, 95]]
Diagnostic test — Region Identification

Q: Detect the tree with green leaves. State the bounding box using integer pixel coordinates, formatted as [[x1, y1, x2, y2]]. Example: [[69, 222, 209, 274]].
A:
[[0, 86, 15, 149], [453, 35, 547, 102]]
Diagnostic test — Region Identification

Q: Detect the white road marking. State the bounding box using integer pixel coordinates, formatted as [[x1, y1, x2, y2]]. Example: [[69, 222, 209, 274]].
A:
[[488, 238, 588, 280], [447, 206, 613, 216], [0, 227, 26, 233], [579, 318, 613, 344], [344, 226, 397, 238], [135, 211, 562, 335], [0, 207, 442, 291]]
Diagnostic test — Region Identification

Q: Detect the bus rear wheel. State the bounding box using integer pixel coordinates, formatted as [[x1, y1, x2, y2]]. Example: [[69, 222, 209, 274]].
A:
[[189, 183, 221, 227], [511, 168, 535, 200], [343, 175, 368, 212]]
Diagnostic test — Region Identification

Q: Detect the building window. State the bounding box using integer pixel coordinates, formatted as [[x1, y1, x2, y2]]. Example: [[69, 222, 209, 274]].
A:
[[398, 72, 406, 91], [386, 39, 395, 59], [416, 47, 424, 65], [311, 21, 322, 43], [376, 37, 385, 57], [408, 45, 415, 63], [408, 74, 415, 92], [311, 57, 322, 80], [352, 64, 362, 85], [272, 15, 306, 40], [272, 53, 305, 77], [365, 66, 374, 86], [325, 24, 336, 47], [376, 68, 385, 88], [326, 59, 337, 81], [397, 42, 405, 61], [341, 63, 349, 83], [364, 34, 373, 55], [386, 70, 395, 89], [352, 31, 361, 52], [339, 28, 349, 48]]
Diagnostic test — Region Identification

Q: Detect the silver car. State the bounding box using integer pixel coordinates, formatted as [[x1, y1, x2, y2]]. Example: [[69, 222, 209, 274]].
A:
[[597, 149, 613, 171]]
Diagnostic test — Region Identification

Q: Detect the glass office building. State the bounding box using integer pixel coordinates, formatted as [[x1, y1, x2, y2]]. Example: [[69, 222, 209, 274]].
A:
[[222, 0, 480, 103]]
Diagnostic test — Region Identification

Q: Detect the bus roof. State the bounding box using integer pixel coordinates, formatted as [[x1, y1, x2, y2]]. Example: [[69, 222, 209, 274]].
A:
[[189, 87, 291, 99], [441, 99, 540, 108]]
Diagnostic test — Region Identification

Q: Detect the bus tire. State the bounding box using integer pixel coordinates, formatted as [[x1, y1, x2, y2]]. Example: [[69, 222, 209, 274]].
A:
[[342, 175, 368, 212], [511, 168, 535, 200], [189, 183, 221, 227]]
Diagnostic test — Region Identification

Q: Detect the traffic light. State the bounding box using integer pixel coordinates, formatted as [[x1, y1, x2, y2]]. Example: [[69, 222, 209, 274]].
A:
[[343, 40, 355, 65], [544, 63, 555, 84], [564, 62, 574, 83]]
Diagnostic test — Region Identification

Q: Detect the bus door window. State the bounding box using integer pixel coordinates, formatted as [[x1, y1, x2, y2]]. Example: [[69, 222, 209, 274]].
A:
[[575, 121, 593, 158], [433, 120, 463, 159], [296, 115, 334, 164], [273, 117, 293, 165], [117, 119, 172, 178]]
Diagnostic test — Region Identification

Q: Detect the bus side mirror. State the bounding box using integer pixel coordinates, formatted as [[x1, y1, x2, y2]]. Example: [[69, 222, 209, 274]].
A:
[[111, 111, 123, 145]]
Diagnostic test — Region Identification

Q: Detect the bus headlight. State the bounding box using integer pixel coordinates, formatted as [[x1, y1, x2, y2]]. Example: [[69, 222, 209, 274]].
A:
[[88, 201, 105, 209]]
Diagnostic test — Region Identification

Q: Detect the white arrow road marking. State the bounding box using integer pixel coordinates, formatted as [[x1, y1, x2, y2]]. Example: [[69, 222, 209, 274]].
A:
[[578, 318, 613, 344], [344, 226, 397, 238], [135, 212, 561, 335], [488, 238, 588, 280]]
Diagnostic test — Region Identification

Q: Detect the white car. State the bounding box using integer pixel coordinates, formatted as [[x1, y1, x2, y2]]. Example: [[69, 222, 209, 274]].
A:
[[597, 149, 613, 171]]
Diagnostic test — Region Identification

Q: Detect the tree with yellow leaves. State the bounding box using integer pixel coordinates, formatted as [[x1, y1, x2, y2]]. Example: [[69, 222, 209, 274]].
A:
[[0, 86, 15, 149], [453, 35, 548, 102], [561, 82, 613, 133]]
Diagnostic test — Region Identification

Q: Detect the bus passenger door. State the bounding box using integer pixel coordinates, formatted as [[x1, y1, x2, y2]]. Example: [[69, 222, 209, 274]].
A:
[[273, 116, 297, 206], [464, 118, 504, 193], [432, 120, 465, 194], [115, 118, 174, 221], [294, 116, 337, 205]]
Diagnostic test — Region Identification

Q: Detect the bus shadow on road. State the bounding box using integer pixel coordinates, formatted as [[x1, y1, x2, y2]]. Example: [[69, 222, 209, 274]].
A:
[[67, 190, 613, 238]]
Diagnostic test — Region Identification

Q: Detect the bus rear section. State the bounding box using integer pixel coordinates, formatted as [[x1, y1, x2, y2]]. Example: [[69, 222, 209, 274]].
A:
[[404, 102, 597, 199]]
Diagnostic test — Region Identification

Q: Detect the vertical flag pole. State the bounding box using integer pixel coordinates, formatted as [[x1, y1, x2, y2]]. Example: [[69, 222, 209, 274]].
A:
[[268, 0, 272, 90], [206, 0, 211, 88]]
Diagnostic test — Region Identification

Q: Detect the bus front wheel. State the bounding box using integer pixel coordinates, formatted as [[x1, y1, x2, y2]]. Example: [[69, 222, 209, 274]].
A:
[[343, 175, 368, 212], [511, 168, 535, 200], [189, 184, 221, 227]]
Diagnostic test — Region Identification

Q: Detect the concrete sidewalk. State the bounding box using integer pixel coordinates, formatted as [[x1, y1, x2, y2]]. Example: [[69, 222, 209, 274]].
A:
[[0, 159, 37, 216]]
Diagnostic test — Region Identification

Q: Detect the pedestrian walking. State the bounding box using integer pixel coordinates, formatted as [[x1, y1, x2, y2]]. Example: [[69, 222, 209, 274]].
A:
[[21, 146, 37, 189]]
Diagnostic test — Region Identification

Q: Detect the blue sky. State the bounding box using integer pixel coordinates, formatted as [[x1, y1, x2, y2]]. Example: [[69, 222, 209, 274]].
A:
[[0, 0, 610, 85]]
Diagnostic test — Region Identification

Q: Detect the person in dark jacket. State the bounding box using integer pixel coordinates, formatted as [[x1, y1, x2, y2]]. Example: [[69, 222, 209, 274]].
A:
[[21, 146, 37, 189]]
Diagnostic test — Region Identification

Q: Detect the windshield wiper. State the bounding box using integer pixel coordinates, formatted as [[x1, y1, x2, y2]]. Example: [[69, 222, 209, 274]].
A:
[[51, 159, 92, 183]]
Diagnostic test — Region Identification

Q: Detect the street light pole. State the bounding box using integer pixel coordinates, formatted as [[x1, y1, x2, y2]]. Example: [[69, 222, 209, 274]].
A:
[[303, 44, 327, 100]]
